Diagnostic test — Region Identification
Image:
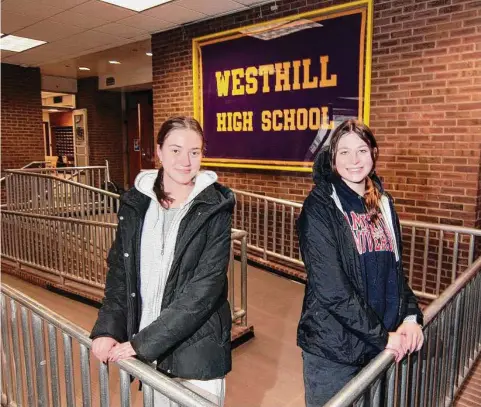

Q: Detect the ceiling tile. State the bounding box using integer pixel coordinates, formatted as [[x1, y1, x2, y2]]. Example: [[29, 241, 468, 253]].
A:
[[29, 0, 90, 9], [58, 30, 121, 49], [143, 3, 206, 25], [15, 20, 86, 42], [95, 23, 149, 39], [120, 14, 175, 33], [71, 0, 137, 22], [1, 0, 62, 20], [175, 0, 247, 16], [0, 11, 45, 34], [49, 10, 110, 29], [0, 50, 18, 59]]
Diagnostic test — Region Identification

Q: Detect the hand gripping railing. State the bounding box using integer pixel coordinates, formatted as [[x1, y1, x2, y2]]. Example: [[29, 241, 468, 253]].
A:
[[324, 256, 481, 407], [1, 284, 218, 407]]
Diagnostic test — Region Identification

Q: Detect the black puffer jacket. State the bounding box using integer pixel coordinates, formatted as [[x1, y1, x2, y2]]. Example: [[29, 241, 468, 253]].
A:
[[90, 182, 235, 379], [297, 149, 423, 366]]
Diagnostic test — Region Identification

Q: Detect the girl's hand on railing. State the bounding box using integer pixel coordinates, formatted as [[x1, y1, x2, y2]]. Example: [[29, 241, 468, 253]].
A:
[[386, 332, 407, 363], [92, 337, 119, 363], [108, 341, 137, 362], [396, 322, 424, 354]]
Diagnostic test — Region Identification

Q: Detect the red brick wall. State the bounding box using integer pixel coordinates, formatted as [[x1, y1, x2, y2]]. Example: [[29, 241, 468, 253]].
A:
[[151, 0, 481, 229], [1, 63, 44, 172], [76, 77, 124, 186]]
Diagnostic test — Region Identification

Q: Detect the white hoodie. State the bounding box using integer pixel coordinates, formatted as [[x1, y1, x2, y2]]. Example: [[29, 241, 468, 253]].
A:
[[134, 169, 218, 332]]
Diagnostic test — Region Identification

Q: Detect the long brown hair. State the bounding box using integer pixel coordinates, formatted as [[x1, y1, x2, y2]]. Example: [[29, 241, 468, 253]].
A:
[[329, 119, 381, 223], [153, 116, 205, 207]]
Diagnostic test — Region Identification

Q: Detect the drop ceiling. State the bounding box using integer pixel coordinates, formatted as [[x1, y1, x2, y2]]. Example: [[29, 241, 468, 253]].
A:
[[1, 0, 272, 79]]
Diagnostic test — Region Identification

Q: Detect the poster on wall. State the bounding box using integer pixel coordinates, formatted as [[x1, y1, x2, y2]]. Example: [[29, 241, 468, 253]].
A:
[[193, 0, 373, 171]]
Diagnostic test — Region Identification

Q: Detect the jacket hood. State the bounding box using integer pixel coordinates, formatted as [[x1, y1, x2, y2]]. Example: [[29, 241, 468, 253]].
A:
[[121, 169, 234, 215], [134, 169, 219, 207]]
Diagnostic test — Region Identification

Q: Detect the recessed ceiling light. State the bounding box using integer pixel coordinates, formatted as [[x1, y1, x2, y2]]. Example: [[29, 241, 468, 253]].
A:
[[0, 34, 46, 52], [109, 60, 121, 64], [146, 52, 153, 56], [79, 67, 91, 71], [101, 0, 174, 12]]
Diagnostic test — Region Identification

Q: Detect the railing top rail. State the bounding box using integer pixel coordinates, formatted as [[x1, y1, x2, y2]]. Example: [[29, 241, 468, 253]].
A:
[[2, 210, 118, 227], [232, 189, 481, 235], [231, 228, 248, 240], [5, 170, 120, 199], [324, 256, 481, 407], [10, 165, 109, 172], [1, 283, 218, 407], [400, 219, 481, 236], [1, 161, 48, 183], [232, 188, 303, 208]]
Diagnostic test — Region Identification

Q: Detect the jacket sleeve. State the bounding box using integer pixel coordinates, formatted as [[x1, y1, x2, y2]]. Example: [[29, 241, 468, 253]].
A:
[[131, 210, 232, 362], [90, 222, 128, 343], [298, 204, 389, 351]]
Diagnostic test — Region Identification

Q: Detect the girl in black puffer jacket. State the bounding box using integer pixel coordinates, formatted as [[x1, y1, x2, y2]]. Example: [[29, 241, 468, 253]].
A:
[[91, 117, 234, 406], [297, 120, 424, 406]]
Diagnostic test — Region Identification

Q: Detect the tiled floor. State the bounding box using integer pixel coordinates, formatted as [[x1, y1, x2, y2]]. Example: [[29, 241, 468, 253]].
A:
[[2, 264, 307, 407]]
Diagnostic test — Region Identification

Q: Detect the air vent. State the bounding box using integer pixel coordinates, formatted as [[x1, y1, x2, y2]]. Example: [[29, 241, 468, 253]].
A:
[[106, 77, 115, 86], [53, 96, 63, 104]]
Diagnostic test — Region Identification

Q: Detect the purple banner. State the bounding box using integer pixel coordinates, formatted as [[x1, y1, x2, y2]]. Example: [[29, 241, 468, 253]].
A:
[[197, 9, 367, 169]]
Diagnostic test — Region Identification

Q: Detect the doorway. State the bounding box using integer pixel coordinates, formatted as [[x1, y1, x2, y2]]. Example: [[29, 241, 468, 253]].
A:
[[43, 109, 89, 168], [126, 90, 154, 186]]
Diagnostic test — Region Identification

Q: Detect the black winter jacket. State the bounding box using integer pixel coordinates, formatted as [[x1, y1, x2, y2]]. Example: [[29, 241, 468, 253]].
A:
[[297, 150, 423, 366], [90, 182, 235, 380]]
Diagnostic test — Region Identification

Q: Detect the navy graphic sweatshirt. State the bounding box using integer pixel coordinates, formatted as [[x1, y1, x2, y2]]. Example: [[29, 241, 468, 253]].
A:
[[334, 177, 400, 331]]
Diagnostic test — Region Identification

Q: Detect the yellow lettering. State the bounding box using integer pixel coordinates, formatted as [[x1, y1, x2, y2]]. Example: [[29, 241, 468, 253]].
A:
[[297, 108, 308, 130], [231, 68, 245, 96], [258, 64, 275, 93], [272, 110, 283, 131], [274, 62, 291, 92], [283, 109, 296, 131], [226, 112, 233, 131], [216, 112, 227, 131], [321, 106, 335, 129], [245, 67, 258, 95], [242, 111, 254, 131], [302, 59, 318, 89], [261, 110, 272, 131], [292, 60, 301, 91], [233, 112, 243, 131], [308, 108, 320, 130], [215, 71, 230, 97], [319, 56, 337, 87]]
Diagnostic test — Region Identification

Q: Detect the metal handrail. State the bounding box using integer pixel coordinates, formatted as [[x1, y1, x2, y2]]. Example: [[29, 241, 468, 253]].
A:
[[324, 256, 481, 407], [1, 209, 118, 227], [0, 161, 48, 184], [13, 165, 110, 172], [1, 283, 218, 407], [5, 169, 120, 198], [232, 188, 481, 299]]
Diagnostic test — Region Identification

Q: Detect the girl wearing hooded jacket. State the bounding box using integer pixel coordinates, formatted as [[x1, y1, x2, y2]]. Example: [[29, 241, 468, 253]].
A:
[[90, 116, 234, 406], [297, 120, 424, 406]]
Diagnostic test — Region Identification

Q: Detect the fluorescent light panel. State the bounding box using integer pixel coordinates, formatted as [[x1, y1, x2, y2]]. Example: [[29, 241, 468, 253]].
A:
[[146, 52, 153, 56], [79, 67, 91, 71], [101, 0, 174, 12], [109, 60, 121, 64], [0, 35, 46, 52]]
